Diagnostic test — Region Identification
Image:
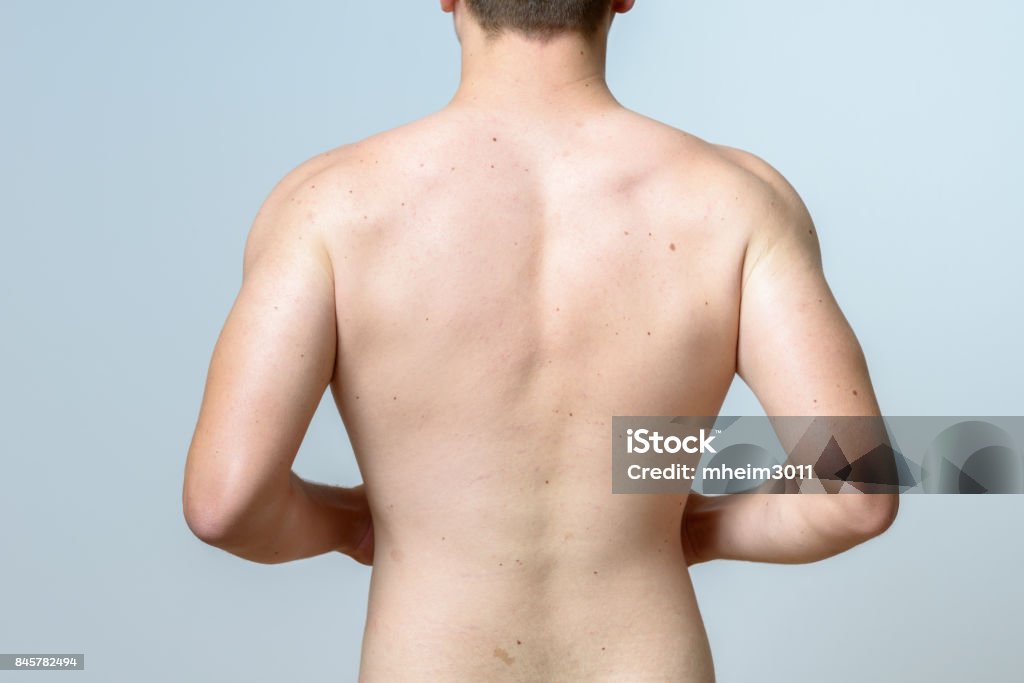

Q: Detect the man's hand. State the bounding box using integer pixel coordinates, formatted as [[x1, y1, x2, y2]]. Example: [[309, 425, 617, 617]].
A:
[[298, 479, 375, 566], [680, 493, 711, 567], [349, 517, 375, 567]]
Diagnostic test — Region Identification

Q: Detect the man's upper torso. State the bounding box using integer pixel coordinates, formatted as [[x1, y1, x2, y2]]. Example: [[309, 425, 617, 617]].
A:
[[281, 103, 789, 681]]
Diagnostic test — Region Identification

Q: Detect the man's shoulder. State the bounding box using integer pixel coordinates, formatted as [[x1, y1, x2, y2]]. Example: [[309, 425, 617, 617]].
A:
[[265, 113, 449, 202], [704, 142, 811, 226], [658, 133, 817, 248], [245, 116, 444, 266], [267, 136, 383, 198], [630, 122, 819, 270], [250, 127, 407, 230], [621, 114, 805, 218], [701, 143, 820, 282], [242, 141, 374, 270]]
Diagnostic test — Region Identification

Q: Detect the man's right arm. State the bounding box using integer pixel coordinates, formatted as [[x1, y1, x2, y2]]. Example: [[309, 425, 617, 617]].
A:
[[682, 150, 898, 565]]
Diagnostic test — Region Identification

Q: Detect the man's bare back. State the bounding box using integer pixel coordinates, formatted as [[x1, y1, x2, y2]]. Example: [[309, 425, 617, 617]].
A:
[[183, 3, 897, 681], [322, 106, 751, 680]]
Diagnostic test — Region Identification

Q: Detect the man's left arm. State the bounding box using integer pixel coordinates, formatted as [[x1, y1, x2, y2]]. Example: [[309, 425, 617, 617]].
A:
[[680, 148, 898, 566], [182, 163, 372, 565]]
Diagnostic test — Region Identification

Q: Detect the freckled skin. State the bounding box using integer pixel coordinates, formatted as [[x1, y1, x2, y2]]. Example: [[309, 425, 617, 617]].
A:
[[318, 100, 752, 677], [185, 4, 887, 682], [326, 97, 765, 674]]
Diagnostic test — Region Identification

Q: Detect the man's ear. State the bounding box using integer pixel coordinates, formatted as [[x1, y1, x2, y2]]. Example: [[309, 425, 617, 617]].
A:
[[613, 0, 636, 14], [440, 0, 456, 13]]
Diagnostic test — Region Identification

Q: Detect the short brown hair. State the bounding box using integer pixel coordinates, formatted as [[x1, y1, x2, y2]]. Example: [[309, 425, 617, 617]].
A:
[[464, 0, 613, 38]]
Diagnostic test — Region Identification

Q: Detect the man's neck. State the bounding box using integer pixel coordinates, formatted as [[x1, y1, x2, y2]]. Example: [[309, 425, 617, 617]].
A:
[[448, 30, 620, 116]]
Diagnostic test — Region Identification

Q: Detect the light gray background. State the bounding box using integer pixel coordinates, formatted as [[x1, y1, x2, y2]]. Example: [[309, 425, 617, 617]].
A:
[[2, 1, 1021, 681]]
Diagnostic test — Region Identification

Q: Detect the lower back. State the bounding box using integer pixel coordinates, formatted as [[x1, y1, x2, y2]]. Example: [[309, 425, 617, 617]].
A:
[[358, 438, 715, 682]]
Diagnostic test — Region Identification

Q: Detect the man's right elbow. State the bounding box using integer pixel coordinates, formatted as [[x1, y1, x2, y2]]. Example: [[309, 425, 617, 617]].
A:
[[182, 491, 245, 549]]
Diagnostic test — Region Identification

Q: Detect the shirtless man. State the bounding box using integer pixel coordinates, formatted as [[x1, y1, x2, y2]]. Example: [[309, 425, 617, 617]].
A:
[[182, 1, 899, 680]]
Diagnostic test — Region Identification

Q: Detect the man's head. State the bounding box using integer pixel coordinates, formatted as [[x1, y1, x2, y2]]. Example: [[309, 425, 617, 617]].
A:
[[441, 0, 634, 42]]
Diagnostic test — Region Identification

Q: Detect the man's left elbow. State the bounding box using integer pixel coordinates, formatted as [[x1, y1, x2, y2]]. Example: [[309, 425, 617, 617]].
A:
[[845, 492, 899, 541]]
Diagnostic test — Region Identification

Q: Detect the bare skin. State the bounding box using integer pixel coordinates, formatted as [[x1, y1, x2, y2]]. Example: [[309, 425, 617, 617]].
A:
[[183, 2, 898, 681]]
